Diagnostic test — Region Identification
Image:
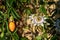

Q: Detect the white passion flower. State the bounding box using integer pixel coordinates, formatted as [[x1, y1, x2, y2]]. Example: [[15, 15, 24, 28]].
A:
[[29, 14, 47, 26]]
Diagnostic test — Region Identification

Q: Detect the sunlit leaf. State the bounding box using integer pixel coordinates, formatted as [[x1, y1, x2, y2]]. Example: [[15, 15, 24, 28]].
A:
[[36, 36, 42, 40], [0, 11, 4, 16], [0, 32, 4, 38]]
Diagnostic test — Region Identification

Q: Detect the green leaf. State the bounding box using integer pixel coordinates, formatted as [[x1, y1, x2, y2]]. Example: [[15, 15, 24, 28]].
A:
[[42, 33, 47, 39], [6, 0, 16, 6], [12, 8, 20, 19], [20, 37, 28, 40], [1, 23, 4, 32], [11, 10, 18, 20], [36, 36, 42, 40], [19, 0, 27, 3], [7, 8, 11, 18], [5, 21, 11, 33], [24, 9, 32, 15], [0, 23, 4, 38], [51, 35, 57, 40], [39, 5, 47, 15], [0, 37, 6, 40], [0, 16, 3, 19], [4, 14, 8, 21], [13, 33, 19, 40], [27, 0, 31, 4]]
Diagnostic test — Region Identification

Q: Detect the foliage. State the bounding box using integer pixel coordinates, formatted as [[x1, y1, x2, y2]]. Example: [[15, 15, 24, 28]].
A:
[[0, 0, 60, 40]]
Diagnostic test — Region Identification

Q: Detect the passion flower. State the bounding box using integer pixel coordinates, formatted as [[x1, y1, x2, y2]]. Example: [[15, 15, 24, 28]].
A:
[[29, 14, 46, 26]]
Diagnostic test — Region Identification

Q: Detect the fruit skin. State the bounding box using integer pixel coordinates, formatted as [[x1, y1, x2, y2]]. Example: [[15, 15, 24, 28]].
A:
[[9, 21, 15, 32]]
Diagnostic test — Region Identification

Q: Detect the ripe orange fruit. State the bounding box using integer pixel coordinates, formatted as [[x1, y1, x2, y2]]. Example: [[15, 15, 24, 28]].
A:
[[9, 21, 15, 32]]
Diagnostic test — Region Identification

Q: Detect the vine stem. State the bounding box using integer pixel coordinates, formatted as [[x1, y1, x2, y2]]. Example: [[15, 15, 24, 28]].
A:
[[36, 0, 39, 14], [36, 0, 38, 5]]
